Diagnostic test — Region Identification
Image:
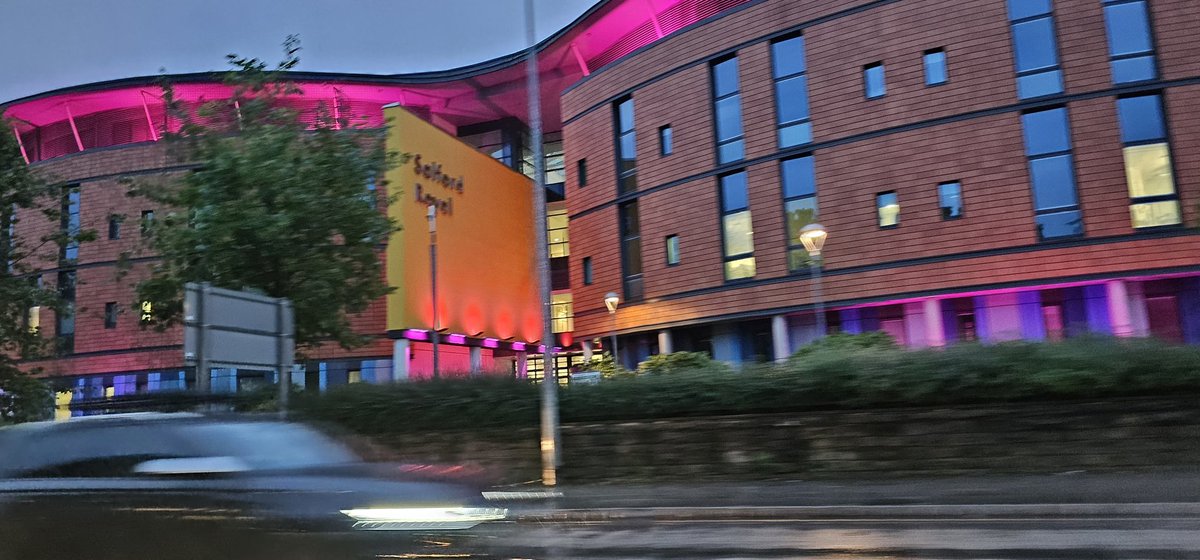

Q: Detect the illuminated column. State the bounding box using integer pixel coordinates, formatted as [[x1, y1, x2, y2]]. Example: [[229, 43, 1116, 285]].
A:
[[657, 329, 673, 355], [771, 315, 790, 362], [923, 299, 946, 347], [1106, 280, 1134, 337], [469, 346, 483, 376], [516, 352, 529, 379], [391, 339, 410, 382], [1128, 281, 1150, 337], [581, 340, 594, 361]]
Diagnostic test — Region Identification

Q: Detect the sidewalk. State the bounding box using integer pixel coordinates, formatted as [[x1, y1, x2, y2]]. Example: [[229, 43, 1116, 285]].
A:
[[492, 470, 1200, 521]]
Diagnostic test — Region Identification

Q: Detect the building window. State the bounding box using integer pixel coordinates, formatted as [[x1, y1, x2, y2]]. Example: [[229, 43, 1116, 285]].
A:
[[938, 181, 963, 219], [719, 171, 755, 280], [619, 202, 644, 300], [1102, 0, 1157, 84], [771, 34, 812, 148], [711, 57, 745, 164], [665, 234, 680, 266], [107, 215, 121, 240], [614, 97, 638, 195], [544, 134, 565, 185], [140, 210, 155, 236], [1021, 107, 1084, 239], [781, 155, 818, 271], [551, 292, 574, 333], [548, 204, 569, 258], [140, 301, 154, 323], [658, 125, 673, 156], [1117, 94, 1180, 228], [582, 256, 593, 285], [104, 302, 118, 329], [876, 191, 900, 227], [863, 62, 886, 99], [577, 159, 588, 187], [61, 186, 80, 262], [924, 48, 948, 85], [1006, 0, 1064, 99], [56, 271, 76, 354]]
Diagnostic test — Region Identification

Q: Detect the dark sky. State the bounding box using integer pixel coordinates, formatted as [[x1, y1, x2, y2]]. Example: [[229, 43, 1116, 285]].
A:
[[0, 0, 597, 103]]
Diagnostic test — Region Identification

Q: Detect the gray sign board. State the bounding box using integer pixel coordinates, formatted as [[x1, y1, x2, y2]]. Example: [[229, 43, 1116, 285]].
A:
[[183, 283, 294, 397]]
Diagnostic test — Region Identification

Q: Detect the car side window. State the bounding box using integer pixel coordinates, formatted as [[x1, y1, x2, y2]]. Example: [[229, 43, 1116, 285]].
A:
[[7, 425, 191, 478], [19, 455, 180, 478]]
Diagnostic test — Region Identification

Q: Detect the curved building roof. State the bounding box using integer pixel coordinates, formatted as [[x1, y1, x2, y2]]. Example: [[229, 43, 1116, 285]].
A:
[[2, 0, 752, 163]]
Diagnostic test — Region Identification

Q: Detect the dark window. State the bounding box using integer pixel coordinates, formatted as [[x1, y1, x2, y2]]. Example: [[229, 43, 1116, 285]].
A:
[[582, 256, 593, 285], [864, 62, 886, 99], [781, 156, 818, 271], [614, 98, 637, 194], [659, 125, 673, 156], [577, 159, 588, 187], [140, 210, 155, 236], [60, 186, 80, 262], [104, 302, 118, 329], [107, 215, 121, 240], [711, 57, 745, 164], [1021, 107, 1083, 239], [665, 235, 680, 266], [938, 181, 963, 219], [771, 35, 812, 148], [56, 270, 76, 354], [719, 171, 755, 280], [619, 202, 643, 300], [924, 48, 948, 85], [1007, 0, 1064, 99], [1117, 94, 1180, 228], [876, 191, 899, 227], [1103, 0, 1157, 83]]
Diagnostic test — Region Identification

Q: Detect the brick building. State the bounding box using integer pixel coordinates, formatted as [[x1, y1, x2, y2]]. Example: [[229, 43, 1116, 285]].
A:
[[3, 0, 1199, 405]]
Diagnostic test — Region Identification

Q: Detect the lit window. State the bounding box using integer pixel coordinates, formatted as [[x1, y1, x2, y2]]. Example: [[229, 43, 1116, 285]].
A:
[[864, 63, 886, 99], [665, 235, 680, 266], [938, 181, 963, 219], [924, 48, 948, 85], [140, 301, 153, 323], [781, 155, 818, 271], [877, 192, 899, 227], [1117, 94, 1180, 228], [27, 306, 40, 334], [719, 172, 755, 280], [547, 205, 569, 258], [551, 293, 574, 333]]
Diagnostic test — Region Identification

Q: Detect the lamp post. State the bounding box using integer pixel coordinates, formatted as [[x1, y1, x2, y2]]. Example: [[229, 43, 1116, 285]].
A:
[[605, 292, 620, 368], [428, 205, 440, 379], [798, 223, 829, 337]]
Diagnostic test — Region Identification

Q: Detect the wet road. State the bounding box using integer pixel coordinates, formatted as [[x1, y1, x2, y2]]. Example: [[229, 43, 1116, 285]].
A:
[[478, 516, 1200, 559]]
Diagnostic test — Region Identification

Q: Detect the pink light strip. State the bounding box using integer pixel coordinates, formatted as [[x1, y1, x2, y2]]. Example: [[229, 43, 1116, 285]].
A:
[[511, 342, 527, 352], [139, 90, 159, 142], [570, 42, 592, 77], [64, 104, 84, 152], [482, 338, 499, 349], [445, 334, 467, 344], [402, 329, 429, 341], [11, 126, 28, 164]]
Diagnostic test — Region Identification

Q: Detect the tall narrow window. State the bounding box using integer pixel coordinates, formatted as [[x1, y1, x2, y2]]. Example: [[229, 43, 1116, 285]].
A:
[[544, 135, 565, 185], [104, 302, 118, 329], [1117, 94, 1180, 228], [719, 172, 755, 280], [877, 191, 900, 227], [1021, 107, 1084, 239], [614, 98, 637, 195], [61, 186, 80, 262], [1006, 0, 1064, 99], [864, 62, 886, 99], [711, 57, 745, 164], [1102, 0, 1157, 84], [938, 181, 964, 219], [665, 235, 680, 266], [140, 210, 155, 236], [582, 256, 593, 285], [551, 293, 574, 333], [771, 35, 812, 148], [619, 202, 644, 300], [781, 155, 818, 271], [56, 270, 76, 354], [659, 125, 673, 156], [577, 159, 588, 188], [547, 205, 570, 258], [924, 48, 948, 85], [107, 215, 121, 240]]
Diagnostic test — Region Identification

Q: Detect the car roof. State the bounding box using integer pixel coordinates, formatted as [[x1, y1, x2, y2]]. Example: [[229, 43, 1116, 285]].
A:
[[0, 412, 205, 434]]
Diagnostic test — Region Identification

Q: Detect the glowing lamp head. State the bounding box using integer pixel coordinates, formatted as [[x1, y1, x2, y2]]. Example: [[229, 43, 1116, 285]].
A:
[[604, 292, 620, 314], [798, 223, 828, 256]]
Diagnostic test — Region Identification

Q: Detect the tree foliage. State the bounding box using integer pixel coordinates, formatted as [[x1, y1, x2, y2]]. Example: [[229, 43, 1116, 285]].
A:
[[127, 37, 403, 350], [0, 119, 70, 423]]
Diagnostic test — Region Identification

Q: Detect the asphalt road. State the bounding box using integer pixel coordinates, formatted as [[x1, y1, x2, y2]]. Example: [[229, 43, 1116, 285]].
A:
[[478, 516, 1200, 559]]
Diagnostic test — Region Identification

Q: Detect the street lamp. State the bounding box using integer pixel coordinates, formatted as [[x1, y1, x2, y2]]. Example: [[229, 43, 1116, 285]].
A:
[[604, 292, 620, 368], [798, 223, 828, 337]]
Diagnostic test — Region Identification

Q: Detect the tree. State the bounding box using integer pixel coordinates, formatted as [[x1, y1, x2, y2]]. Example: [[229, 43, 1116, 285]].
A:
[[128, 37, 403, 350], [0, 120, 70, 423]]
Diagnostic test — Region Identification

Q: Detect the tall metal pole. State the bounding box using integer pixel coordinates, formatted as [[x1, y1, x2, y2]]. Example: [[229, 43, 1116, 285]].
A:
[[428, 205, 440, 379], [609, 312, 620, 369], [526, 0, 560, 486], [811, 257, 827, 337]]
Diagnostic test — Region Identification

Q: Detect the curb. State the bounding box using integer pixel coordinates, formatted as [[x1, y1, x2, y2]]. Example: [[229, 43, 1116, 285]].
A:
[[511, 502, 1200, 522]]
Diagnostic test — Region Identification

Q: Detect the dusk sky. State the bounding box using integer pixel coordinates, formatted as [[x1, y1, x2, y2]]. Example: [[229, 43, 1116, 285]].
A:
[[0, 0, 597, 103]]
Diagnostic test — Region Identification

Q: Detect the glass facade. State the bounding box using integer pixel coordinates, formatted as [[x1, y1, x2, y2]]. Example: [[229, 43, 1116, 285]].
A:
[[711, 57, 745, 164], [1021, 107, 1083, 239], [771, 35, 812, 148], [615, 97, 638, 194], [620, 202, 644, 300], [720, 171, 755, 280], [1117, 94, 1180, 228], [1006, 0, 1064, 99], [61, 186, 80, 262]]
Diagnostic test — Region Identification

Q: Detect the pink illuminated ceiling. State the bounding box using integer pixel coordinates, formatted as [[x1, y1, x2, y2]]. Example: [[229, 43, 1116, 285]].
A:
[[2, 0, 753, 163]]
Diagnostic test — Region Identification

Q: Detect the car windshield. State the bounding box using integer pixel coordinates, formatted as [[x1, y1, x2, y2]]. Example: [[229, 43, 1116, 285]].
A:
[[178, 422, 358, 470]]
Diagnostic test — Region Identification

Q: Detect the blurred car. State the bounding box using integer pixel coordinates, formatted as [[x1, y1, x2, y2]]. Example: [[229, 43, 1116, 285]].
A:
[[0, 412, 508, 560]]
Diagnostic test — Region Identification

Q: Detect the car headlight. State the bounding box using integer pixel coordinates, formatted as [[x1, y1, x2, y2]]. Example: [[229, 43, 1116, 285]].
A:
[[340, 507, 508, 531]]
